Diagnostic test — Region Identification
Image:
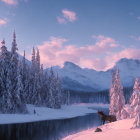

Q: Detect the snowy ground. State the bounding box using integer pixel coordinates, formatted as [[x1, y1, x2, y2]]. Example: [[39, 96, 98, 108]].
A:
[[0, 103, 109, 124], [63, 118, 140, 140]]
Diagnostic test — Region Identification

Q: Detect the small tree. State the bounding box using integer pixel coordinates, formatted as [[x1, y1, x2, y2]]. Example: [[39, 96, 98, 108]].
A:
[[132, 103, 140, 129]]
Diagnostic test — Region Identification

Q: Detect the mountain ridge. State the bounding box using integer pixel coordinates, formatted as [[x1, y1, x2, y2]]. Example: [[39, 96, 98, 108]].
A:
[[46, 58, 140, 92]]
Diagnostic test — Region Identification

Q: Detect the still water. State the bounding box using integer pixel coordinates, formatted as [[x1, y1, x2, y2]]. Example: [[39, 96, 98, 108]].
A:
[[0, 108, 108, 140]]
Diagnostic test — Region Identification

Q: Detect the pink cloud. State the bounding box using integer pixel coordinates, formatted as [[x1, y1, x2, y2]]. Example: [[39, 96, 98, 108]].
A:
[[1, 0, 17, 5], [57, 17, 67, 24], [137, 17, 140, 20], [62, 9, 76, 22], [130, 35, 140, 41], [0, 19, 7, 26], [57, 9, 77, 24], [105, 48, 140, 70], [37, 35, 120, 71], [1, 0, 28, 5]]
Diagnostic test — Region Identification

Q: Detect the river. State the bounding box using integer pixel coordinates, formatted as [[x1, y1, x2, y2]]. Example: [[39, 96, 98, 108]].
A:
[[0, 107, 108, 140]]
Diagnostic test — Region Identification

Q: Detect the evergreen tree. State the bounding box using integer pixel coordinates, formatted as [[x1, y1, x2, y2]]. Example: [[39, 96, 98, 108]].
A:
[[130, 87, 140, 118], [22, 50, 29, 104], [48, 67, 55, 108], [109, 69, 125, 119], [15, 61, 27, 113], [130, 77, 140, 104], [11, 31, 18, 54], [109, 69, 115, 115], [110, 70, 115, 99], [29, 47, 36, 104], [54, 73, 62, 108], [0, 40, 12, 113], [41, 70, 49, 106], [36, 49, 40, 73], [132, 103, 140, 129], [31, 47, 36, 70]]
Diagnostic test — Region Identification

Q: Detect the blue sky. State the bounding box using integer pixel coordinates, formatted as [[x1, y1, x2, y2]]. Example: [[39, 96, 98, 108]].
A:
[[0, 0, 140, 71]]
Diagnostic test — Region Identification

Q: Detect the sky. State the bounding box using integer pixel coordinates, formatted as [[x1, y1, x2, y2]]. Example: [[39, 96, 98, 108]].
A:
[[0, 0, 140, 71]]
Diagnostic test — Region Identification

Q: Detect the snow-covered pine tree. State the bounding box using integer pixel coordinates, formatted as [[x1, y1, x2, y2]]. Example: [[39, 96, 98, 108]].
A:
[[130, 84, 140, 118], [15, 60, 27, 113], [21, 50, 29, 104], [31, 47, 36, 71], [132, 102, 140, 129], [54, 73, 62, 109], [130, 77, 140, 104], [48, 67, 56, 108], [109, 69, 115, 115], [110, 70, 115, 98], [11, 31, 18, 54], [41, 69, 49, 106], [33, 72, 42, 106], [34, 49, 42, 106], [28, 47, 36, 104], [109, 69, 125, 119], [9, 32, 21, 113], [0, 40, 13, 113], [36, 48, 40, 73]]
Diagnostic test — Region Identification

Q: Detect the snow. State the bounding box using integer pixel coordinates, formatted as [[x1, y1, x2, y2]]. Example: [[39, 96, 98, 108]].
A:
[[63, 118, 140, 140], [48, 58, 140, 91], [0, 103, 109, 124]]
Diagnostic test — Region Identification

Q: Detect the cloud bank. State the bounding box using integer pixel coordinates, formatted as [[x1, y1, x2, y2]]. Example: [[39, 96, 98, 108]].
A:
[[37, 35, 140, 71]]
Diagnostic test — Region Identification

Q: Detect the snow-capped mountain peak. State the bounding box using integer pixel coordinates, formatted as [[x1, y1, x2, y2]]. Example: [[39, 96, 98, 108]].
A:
[[46, 58, 140, 92], [63, 61, 81, 71]]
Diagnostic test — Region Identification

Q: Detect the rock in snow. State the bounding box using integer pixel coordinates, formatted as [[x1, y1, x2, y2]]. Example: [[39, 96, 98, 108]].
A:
[[63, 118, 140, 140]]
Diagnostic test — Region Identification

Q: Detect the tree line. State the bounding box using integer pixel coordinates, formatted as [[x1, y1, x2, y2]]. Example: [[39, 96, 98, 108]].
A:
[[0, 32, 62, 114], [109, 69, 140, 128]]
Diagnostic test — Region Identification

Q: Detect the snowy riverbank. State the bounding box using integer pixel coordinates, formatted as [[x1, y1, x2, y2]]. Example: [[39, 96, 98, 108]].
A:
[[0, 103, 109, 124], [63, 118, 140, 140]]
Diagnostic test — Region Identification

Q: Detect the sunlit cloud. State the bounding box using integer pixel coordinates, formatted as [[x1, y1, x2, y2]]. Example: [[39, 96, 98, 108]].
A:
[[57, 17, 67, 24], [62, 9, 76, 22], [130, 35, 140, 41], [0, 19, 7, 26], [57, 9, 77, 24], [1, 0, 28, 5], [37, 35, 120, 71], [105, 48, 140, 70], [1, 0, 17, 5]]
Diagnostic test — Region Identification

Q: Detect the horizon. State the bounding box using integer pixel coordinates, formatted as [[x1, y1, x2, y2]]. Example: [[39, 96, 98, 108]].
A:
[[0, 0, 140, 71]]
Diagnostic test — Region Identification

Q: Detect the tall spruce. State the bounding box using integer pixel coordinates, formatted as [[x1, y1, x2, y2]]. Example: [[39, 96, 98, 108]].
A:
[[22, 50, 29, 103], [48, 67, 56, 108], [0, 40, 12, 113], [130, 77, 140, 104], [109, 69, 125, 119], [36, 49, 40, 73], [130, 78, 140, 118]]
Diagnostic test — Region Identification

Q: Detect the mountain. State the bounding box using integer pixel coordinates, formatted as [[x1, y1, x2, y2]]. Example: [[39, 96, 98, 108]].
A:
[[46, 58, 140, 92]]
